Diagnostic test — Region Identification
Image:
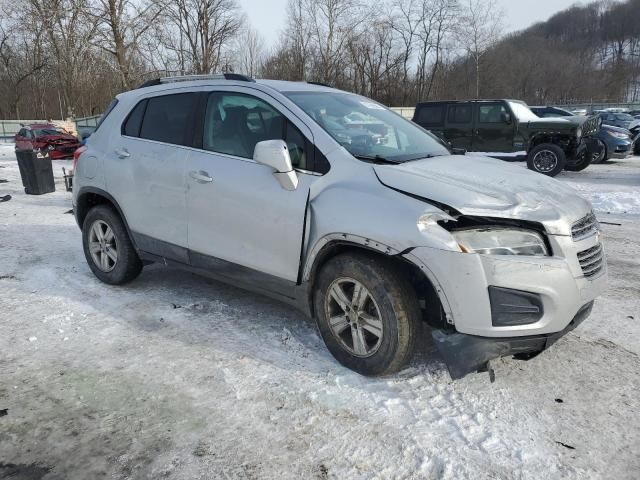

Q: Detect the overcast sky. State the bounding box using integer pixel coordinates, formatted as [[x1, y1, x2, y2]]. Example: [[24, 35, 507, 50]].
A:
[[237, 0, 591, 48]]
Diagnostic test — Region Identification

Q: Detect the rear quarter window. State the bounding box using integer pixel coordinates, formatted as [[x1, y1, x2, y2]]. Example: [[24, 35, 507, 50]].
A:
[[95, 98, 119, 132], [122, 100, 147, 137]]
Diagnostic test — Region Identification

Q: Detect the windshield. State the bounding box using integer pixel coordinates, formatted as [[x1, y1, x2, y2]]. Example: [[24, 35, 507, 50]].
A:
[[284, 91, 450, 162], [35, 128, 63, 136], [615, 114, 634, 122], [508, 101, 540, 122]]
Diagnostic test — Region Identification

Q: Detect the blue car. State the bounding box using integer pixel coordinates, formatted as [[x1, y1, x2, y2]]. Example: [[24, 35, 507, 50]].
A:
[[531, 106, 637, 163]]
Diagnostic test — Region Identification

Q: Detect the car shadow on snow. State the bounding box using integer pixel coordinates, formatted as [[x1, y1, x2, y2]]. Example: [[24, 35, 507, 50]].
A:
[[2, 220, 447, 381]]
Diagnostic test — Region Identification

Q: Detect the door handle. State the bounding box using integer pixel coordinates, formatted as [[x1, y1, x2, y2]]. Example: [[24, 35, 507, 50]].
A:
[[189, 170, 213, 183], [114, 148, 130, 158]]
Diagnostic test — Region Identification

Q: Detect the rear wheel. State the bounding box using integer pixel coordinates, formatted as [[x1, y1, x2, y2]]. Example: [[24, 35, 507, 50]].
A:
[[526, 143, 566, 176], [313, 253, 421, 376], [82, 205, 142, 285]]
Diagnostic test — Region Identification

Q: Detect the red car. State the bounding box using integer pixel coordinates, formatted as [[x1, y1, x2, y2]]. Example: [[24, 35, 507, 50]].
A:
[[15, 123, 82, 160]]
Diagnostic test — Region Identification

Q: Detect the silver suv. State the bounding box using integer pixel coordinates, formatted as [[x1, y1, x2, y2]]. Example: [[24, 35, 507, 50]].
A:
[[72, 74, 607, 379]]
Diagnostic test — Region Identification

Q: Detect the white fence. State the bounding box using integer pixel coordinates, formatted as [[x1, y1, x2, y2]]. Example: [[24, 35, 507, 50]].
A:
[[390, 107, 415, 119], [0, 120, 46, 140]]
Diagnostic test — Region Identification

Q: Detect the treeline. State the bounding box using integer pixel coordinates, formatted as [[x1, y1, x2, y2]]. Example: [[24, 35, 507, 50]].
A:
[[0, 0, 639, 120], [445, 0, 640, 104]]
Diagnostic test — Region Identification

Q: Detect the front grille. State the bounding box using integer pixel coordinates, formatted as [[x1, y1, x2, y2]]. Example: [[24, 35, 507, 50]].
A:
[[572, 211, 599, 241], [578, 243, 604, 278], [582, 115, 600, 137]]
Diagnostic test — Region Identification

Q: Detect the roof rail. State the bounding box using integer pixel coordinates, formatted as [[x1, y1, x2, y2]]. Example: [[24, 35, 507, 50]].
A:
[[307, 81, 333, 88], [137, 73, 255, 89]]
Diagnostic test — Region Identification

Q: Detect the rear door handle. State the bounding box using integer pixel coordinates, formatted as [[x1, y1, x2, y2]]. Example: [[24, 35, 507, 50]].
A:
[[114, 148, 130, 158], [189, 170, 213, 183]]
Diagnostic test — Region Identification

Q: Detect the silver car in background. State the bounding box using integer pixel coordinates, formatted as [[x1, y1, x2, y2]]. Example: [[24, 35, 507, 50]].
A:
[[72, 75, 607, 379]]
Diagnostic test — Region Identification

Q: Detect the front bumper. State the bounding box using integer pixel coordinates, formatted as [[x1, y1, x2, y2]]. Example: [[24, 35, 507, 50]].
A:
[[49, 144, 81, 159], [609, 138, 634, 159], [405, 229, 607, 378], [407, 232, 607, 338], [432, 301, 594, 379]]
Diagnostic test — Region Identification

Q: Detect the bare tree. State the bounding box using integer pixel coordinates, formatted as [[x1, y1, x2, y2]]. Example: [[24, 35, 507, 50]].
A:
[[23, 0, 100, 117], [455, 0, 503, 97], [161, 0, 243, 74], [0, 22, 45, 117], [90, 0, 164, 89], [305, 0, 365, 84], [231, 25, 264, 77], [283, 0, 313, 80]]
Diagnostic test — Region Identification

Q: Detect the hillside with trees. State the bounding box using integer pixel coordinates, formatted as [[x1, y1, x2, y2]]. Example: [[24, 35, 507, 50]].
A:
[[0, 0, 639, 119]]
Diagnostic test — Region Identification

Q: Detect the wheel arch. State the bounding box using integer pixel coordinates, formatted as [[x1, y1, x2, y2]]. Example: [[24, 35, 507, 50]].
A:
[[303, 236, 452, 330], [75, 187, 137, 249], [528, 133, 575, 151]]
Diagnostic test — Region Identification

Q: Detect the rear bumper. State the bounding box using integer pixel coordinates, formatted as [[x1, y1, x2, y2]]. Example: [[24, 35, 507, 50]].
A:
[[432, 301, 594, 379]]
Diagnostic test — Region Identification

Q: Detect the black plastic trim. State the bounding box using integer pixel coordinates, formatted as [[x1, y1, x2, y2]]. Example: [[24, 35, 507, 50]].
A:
[[75, 187, 144, 258], [132, 232, 189, 264], [489, 286, 543, 326], [189, 251, 297, 299], [432, 301, 594, 380]]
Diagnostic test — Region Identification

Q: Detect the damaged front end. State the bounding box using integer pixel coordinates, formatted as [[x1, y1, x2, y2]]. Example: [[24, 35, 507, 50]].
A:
[[432, 301, 594, 380]]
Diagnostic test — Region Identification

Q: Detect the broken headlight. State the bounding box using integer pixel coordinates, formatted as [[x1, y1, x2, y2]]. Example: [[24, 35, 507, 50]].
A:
[[453, 228, 549, 256]]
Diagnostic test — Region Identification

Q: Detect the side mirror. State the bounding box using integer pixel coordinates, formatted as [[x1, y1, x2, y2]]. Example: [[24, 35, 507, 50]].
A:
[[501, 112, 512, 124], [451, 147, 467, 155], [253, 139, 298, 191]]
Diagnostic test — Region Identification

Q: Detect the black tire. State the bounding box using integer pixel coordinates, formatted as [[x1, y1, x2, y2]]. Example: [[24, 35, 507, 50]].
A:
[[82, 205, 142, 285], [313, 252, 421, 376], [588, 140, 607, 164], [526, 143, 566, 176], [565, 152, 592, 172]]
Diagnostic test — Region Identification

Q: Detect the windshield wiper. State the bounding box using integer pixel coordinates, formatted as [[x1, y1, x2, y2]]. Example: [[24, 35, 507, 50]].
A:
[[353, 154, 400, 164]]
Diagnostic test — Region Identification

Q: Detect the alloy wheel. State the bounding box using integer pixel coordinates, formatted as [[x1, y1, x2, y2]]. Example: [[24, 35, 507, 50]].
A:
[[592, 141, 606, 162], [533, 150, 559, 173], [88, 219, 118, 272], [324, 278, 384, 357]]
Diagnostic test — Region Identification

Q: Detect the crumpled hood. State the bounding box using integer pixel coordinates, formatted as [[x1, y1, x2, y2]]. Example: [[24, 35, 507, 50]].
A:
[[374, 155, 592, 235]]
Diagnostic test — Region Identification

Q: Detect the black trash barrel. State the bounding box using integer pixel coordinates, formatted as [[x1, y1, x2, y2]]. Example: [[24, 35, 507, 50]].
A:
[[15, 150, 55, 195]]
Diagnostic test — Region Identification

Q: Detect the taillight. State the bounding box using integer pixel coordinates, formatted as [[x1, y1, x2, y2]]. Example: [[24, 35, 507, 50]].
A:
[[72, 145, 87, 170]]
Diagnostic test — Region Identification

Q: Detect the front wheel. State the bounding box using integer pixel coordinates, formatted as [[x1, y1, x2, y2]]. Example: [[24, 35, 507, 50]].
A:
[[313, 253, 421, 376], [526, 143, 566, 176], [565, 151, 593, 172], [82, 205, 142, 285], [590, 140, 607, 164]]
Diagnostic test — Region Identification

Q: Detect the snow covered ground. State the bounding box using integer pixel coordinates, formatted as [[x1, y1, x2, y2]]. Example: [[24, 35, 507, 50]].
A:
[[1, 145, 639, 479]]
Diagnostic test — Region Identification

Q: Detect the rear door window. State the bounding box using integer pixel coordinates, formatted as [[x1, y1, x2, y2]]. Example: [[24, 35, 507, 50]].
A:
[[139, 93, 197, 146], [447, 104, 472, 124], [416, 105, 444, 126]]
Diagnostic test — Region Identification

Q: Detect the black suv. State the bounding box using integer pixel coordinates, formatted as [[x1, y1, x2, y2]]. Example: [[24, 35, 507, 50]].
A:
[[413, 100, 601, 176]]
